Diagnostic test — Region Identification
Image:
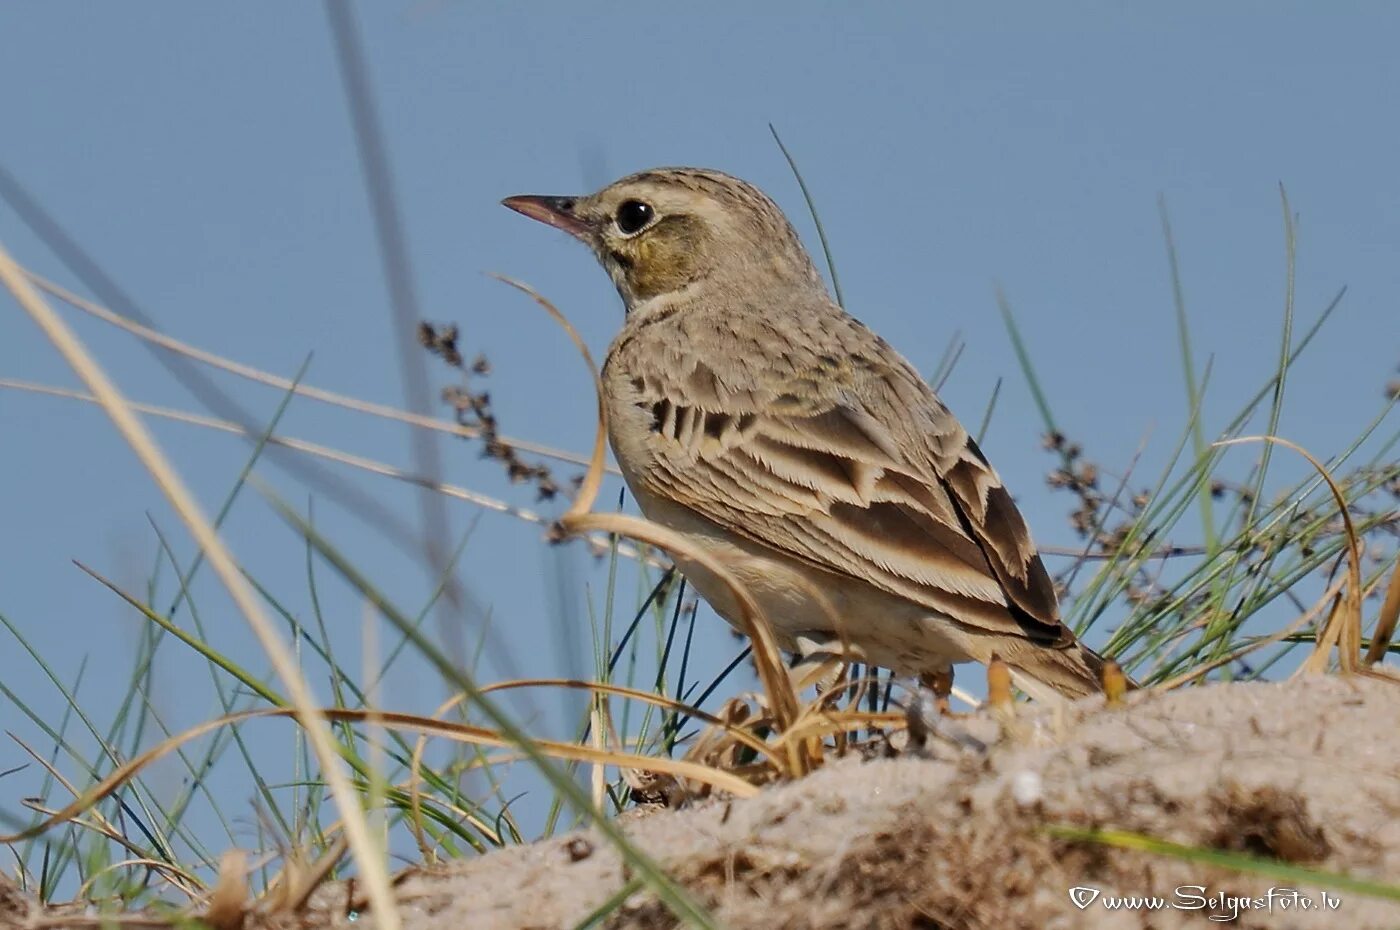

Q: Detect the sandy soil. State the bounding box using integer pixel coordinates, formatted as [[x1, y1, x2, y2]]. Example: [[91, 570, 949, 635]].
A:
[[4, 675, 1397, 930], [297, 674, 1400, 929]]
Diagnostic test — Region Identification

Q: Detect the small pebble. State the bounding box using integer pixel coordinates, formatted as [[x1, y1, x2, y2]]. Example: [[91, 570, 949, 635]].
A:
[[1011, 770, 1043, 807], [566, 837, 594, 862]]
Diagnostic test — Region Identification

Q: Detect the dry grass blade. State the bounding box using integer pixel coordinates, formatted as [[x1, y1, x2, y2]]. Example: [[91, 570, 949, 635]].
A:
[[590, 686, 609, 811], [564, 512, 802, 759], [0, 244, 400, 930], [267, 835, 349, 915], [26, 268, 600, 471], [16, 797, 159, 869], [487, 274, 610, 515], [1154, 571, 1349, 691], [407, 693, 503, 861], [404, 678, 781, 856], [73, 859, 204, 904], [25, 917, 180, 928], [368, 698, 756, 795], [1215, 436, 1365, 675], [9, 732, 197, 889], [485, 277, 806, 764], [479, 678, 781, 762], [0, 377, 664, 568], [484, 275, 621, 802], [776, 678, 907, 746], [777, 710, 906, 746], [0, 705, 759, 849], [202, 849, 250, 930]]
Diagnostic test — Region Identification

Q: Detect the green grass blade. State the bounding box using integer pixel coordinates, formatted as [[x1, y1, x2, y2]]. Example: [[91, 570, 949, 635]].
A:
[[1045, 825, 1400, 902], [260, 484, 723, 930], [995, 288, 1058, 437], [1158, 196, 1217, 554], [769, 123, 844, 308]]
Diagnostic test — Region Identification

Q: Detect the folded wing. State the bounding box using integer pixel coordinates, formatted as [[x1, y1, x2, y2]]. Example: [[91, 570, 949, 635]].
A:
[[618, 327, 1071, 648]]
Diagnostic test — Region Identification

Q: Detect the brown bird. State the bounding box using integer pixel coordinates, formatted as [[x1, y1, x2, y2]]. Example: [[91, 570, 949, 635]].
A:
[[504, 167, 1109, 702]]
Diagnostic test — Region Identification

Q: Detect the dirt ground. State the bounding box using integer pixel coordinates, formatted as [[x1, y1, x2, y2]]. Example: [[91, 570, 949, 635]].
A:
[[4, 674, 1397, 930], [309, 674, 1400, 929]]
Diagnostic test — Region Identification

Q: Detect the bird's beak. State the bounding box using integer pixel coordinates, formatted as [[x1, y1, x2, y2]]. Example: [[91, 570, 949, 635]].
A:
[[501, 194, 592, 240]]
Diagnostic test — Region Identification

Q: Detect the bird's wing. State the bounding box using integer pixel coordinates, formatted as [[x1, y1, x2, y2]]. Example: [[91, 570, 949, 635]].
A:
[[615, 323, 1070, 646]]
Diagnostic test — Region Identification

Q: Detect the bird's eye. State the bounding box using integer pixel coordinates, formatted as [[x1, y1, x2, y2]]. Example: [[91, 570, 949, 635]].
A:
[[614, 200, 654, 235]]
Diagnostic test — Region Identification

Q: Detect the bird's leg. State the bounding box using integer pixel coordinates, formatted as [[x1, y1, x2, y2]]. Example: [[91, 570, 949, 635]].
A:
[[918, 665, 956, 716]]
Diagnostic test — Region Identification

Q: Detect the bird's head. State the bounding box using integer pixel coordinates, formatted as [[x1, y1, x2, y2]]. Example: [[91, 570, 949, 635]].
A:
[[503, 167, 824, 309]]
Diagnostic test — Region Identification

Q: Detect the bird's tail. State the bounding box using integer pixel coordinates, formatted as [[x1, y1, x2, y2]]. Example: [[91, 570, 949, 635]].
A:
[[1005, 642, 1133, 703]]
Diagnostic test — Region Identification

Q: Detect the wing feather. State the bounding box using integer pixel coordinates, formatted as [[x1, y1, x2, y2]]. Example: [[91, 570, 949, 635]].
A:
[[609, 317, 1070, 645]]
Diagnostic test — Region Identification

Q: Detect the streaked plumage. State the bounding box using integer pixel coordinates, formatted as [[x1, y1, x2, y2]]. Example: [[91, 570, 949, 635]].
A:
[[504, 168, 1108, 701]]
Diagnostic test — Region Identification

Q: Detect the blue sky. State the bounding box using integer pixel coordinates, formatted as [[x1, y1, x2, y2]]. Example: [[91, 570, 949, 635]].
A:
[[1, 3, 1397, 849]]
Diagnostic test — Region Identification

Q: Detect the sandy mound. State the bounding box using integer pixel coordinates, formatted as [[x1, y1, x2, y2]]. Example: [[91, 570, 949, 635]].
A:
[[294, 675, 1399, 930], [4, 676, 1396, 930]]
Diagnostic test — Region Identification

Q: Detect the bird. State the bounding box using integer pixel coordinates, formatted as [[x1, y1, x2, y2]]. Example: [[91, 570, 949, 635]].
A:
[[503, 167, 1110, 703]]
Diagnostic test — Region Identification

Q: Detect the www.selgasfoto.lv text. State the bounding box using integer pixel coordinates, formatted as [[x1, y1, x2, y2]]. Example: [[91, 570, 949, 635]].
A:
[[1068, 884, 1341, 920]]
